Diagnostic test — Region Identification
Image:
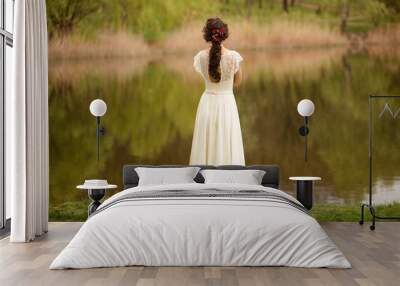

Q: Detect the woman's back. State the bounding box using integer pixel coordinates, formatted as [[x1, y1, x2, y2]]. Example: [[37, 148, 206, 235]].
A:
[[193, 48, 243, 94], [190, 17, 245, 165]]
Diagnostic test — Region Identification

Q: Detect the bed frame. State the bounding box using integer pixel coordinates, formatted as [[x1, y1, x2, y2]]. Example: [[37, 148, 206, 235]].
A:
[[123, 165, 280, 189]]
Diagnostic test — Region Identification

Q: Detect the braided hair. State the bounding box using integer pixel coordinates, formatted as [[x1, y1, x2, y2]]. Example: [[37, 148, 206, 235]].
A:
[[202, 18, 229, 83]]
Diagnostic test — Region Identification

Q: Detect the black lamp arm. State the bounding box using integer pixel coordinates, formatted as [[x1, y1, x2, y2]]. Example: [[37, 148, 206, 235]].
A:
[[298, 116, 309, 162], [298, 116, 309, 136], [95, 117, 106, 162], [96, 117, 106, 136]]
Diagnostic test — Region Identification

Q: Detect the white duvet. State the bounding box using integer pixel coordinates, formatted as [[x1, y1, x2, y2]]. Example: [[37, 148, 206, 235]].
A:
[[50, 183, 351, 269]]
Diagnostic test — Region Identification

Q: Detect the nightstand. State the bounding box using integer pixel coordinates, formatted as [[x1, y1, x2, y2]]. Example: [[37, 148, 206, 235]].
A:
[[77, 180, 117, 216], [289, 177, 321, 210]]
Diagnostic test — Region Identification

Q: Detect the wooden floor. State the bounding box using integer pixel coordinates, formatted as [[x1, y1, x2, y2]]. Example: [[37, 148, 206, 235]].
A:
[[0, 222, 399, 286]]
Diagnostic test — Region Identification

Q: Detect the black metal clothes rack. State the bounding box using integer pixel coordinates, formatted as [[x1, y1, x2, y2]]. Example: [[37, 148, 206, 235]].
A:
[[360, 95, 400, 230]]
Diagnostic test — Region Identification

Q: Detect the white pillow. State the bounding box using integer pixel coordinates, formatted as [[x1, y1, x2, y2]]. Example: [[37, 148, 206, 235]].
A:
[[200, 169, 266, 185], [135, 167, 200, 186]]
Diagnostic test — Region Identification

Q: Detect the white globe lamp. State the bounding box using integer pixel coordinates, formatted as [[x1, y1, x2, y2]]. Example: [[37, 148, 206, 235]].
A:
[[90, 99, 107, 117], [297, 99, 315, 162], [89, 99, 107, 161], [297, 99, 315, 117]]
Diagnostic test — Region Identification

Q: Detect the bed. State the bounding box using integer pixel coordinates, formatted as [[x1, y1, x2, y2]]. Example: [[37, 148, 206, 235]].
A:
[[50, 165, 350, 269]]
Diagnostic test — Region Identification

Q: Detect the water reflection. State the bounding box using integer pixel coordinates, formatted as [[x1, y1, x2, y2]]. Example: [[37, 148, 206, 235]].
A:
[[49, 47, 400, 206], [367, 177, 400, 205]]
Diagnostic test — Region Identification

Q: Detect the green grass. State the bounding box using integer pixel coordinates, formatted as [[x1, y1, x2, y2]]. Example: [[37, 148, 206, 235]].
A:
[[311, 203, 400, 221], [49, 201, 400, 222], [49, 200, 89, 222]]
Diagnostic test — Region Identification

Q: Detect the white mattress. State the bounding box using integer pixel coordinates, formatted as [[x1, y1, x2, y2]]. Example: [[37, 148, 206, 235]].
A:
[[50, 183, 351, 269]]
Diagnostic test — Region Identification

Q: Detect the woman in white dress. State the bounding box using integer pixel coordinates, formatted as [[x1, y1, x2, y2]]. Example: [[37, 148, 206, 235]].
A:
[[190, 18, 245, 165]]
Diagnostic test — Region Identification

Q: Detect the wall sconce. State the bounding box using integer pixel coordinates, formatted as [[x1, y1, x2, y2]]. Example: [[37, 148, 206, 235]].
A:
[[297, 99, 315, 162], [89, 99, 107, 161]]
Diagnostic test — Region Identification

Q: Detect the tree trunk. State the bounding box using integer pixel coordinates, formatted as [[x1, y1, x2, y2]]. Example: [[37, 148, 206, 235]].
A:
[[340, 3, 350, 33], [247, 0, 253, 18], [259, 0, 262, 9], [283, 0, 289, 13], [290, 0, 295, 6], [119, 0, 128, 28]]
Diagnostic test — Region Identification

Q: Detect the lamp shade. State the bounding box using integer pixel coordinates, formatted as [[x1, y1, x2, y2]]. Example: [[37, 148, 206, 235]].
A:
[[89, 99, 107, 117], [297, 99, 315, 117]]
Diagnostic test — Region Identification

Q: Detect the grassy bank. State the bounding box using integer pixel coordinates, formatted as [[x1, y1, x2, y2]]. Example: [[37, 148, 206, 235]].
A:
[[50, 201, 89, 222], [311, 203, 400, 222], [47, 0, 400, 60], [49, 31, 150, 60], [48, 20, 400, 60], [366, 23, 400, 45], [49, 19, 348, 60], [49, 201, 400, 222]]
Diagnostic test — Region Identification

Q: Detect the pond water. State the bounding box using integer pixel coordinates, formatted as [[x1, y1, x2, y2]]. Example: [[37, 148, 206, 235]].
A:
[[49, 47, 400, 206]]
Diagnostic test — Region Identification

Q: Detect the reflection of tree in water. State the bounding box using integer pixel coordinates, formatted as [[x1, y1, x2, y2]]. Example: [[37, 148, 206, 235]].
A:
[[316, 52, 400, 200], [236, 59, 338, 196], [49, 48, 400, 206], [237, 50, 400, 202], [49, 64, 201, 204]]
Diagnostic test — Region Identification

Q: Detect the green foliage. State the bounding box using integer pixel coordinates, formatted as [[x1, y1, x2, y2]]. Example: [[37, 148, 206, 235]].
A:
[[66, 0, 217, 41], [46, 0, 399, 41], [132, 0, 217, 41], [357, 0, 389, 25], [379, 0, 400, 13], [47, 0, 102, 38]]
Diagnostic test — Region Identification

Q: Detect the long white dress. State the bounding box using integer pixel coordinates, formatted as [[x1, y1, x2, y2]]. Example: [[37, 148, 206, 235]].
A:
[[190, 48, 245, 165]]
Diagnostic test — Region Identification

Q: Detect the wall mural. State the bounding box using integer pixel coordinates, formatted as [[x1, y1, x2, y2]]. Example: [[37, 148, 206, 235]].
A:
[[47, 0, 400, 220]]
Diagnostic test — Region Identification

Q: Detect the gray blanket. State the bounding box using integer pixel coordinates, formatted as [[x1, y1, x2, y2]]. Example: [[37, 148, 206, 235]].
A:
[[91, 188, 308, 217]]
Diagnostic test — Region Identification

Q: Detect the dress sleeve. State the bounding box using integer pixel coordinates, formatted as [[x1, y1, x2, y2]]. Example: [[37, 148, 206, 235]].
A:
[[232, 51, 243, 73], [193, 52, 202, 74]]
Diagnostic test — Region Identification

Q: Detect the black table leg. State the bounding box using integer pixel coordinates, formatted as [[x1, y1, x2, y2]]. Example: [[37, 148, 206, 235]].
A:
[[296, 181, 313, 210], [88, 189, 105, 216]]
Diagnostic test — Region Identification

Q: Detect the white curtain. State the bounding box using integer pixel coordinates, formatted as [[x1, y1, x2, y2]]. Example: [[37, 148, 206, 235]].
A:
[[8, 0, 49, 242]]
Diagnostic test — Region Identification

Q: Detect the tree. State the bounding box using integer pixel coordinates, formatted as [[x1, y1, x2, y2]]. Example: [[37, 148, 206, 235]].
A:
[[47, 0, 101, 38], [379, 0, 400, 13], [340, 1, 351, 33], [318, 0, 389, 32]]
